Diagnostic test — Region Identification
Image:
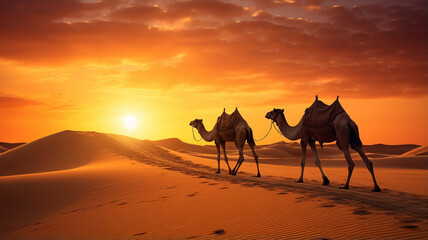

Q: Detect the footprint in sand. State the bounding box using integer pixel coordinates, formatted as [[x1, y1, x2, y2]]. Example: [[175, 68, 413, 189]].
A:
[[187, 192, 199, 197], [277, 192, 288, 195], [213, 229, 225, 235], [132, 232, 147, 237], [400, 225, 418, 229], [117, 202, 128, 206], [353, 209, 372, 215], [321, 204, 336, 208]]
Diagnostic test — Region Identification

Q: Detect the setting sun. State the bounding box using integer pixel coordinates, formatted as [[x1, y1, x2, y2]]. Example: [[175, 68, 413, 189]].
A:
[[0, 1, 427, 239], [123, 115, 138, 130]]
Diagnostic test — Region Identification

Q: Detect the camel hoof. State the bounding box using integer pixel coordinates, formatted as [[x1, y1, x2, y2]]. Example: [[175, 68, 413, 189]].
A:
[[256, 174, 261, 178], [216, 171, 220, 174], [295, 179, 303, 183], [372, 186, 381, 192], [339, 186, 349, 189], [322, 177, 330, 186], [231, 172, 236, 175]]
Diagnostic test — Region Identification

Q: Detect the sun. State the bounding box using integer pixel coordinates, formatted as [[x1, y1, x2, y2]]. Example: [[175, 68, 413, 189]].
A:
[[123, 115, 138, 130]]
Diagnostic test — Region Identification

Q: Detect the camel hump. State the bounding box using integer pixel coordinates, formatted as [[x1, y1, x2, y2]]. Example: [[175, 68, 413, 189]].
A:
[[303, 96, 346, 128], [217, 108, 245, 130]]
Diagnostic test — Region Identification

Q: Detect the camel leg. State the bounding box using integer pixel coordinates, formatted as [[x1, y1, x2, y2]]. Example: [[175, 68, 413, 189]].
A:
[[309, 141, 330, 185], [221, 141, 232, 174], [339, 146, 355, 189], [231, 129, 246, 175], [231, 147, 245, 175], [249, 142, 261, 177], [215, 141, 221, 174], [296, 140, 307, 183], [353, 145, 381, 192], [230, 148, 240, 174]]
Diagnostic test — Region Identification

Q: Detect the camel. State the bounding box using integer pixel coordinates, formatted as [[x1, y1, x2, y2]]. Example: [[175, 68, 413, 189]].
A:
[[265, 96, 381, 192], [189, 108, 261, 177]]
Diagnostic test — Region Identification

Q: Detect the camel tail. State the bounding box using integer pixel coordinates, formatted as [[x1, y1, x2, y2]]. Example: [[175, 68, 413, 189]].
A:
[[349, 120, 362, 147], [247, 127, 256, 146]]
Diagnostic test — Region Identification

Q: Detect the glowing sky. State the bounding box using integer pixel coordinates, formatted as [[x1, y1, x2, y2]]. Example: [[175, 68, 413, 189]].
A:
[[0, 0, 427, 145]]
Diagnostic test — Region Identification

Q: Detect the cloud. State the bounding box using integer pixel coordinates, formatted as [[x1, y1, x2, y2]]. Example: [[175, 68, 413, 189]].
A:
[[0, 0, 426, 99], [0, 94, 44, 109]]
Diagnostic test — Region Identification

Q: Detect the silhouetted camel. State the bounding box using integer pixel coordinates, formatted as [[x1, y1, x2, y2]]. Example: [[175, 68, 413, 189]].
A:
[[190, 108, 260, 177], [265, 96, 380, 192]]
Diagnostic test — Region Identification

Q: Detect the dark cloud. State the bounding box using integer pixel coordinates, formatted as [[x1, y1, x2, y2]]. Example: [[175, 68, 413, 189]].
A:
[[253, 0, 329, 8], [0, 0, 426, 99]]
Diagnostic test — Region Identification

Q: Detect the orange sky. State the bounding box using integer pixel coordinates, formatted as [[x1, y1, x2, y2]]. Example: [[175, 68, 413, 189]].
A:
[[0, 0, 427, 145]]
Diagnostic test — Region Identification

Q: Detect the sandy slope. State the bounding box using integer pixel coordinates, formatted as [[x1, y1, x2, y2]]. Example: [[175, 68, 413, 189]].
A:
[[0, 146, 7, 153], [156, 138, 428, 170], [402, 145, 428, 156], [0, 131, 427, 239], [0, 142, 25, 150]]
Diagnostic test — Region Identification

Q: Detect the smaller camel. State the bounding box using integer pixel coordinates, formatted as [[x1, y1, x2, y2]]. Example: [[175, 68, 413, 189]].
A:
[[189, 109, 261, 177], [265, 96, 380, 192]]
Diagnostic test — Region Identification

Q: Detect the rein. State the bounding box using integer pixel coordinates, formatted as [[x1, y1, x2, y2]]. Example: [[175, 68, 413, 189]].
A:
[[191, 126, 203, 142], [273, 121, 285, 137], [271, 112, 286, 137], [254, 121, 273, 142]]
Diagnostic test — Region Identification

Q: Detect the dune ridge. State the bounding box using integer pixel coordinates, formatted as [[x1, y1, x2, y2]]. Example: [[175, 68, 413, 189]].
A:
[[401, 145, 428, 156], [0, 142, 25, 150], [156, 138, 427, 170], [0, 146, 8, 153]]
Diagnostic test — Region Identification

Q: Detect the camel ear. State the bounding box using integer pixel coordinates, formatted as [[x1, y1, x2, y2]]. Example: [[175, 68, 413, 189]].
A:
[[281, 109, 284, 113]]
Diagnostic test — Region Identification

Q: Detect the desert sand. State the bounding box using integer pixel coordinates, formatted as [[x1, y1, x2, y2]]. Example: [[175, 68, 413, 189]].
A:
[[0, 131, 427, 239]]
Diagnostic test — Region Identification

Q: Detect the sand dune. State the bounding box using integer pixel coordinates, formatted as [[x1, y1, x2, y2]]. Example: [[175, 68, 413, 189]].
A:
[[154, 138, 218, 154], [157, 138, 427, 170], [0, 146, 8, 153], [363, 144, 420, 155], [401, 145, 428, 156], [0, 142, 25, 150], [0, 131, 427, 239], [0, 131, 102, 176]]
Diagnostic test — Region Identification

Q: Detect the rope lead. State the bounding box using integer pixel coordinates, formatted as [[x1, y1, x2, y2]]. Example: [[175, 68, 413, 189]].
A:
[[191, 127, 203, 142], [254, 121, 274, 142]]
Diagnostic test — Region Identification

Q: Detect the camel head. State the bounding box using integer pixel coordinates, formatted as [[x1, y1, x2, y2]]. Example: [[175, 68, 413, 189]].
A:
[[265, 108, 284, 122], [189, 119, 203, 128]]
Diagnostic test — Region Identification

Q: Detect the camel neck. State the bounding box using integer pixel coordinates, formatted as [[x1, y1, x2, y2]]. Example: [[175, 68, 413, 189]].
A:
[[275, 113, 302, 141], [197, 122, 216, 142]]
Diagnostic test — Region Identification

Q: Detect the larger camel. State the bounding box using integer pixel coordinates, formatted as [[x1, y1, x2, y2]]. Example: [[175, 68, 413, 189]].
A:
[[189, 109, 261, 177], [265, 96, 380, 192]]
